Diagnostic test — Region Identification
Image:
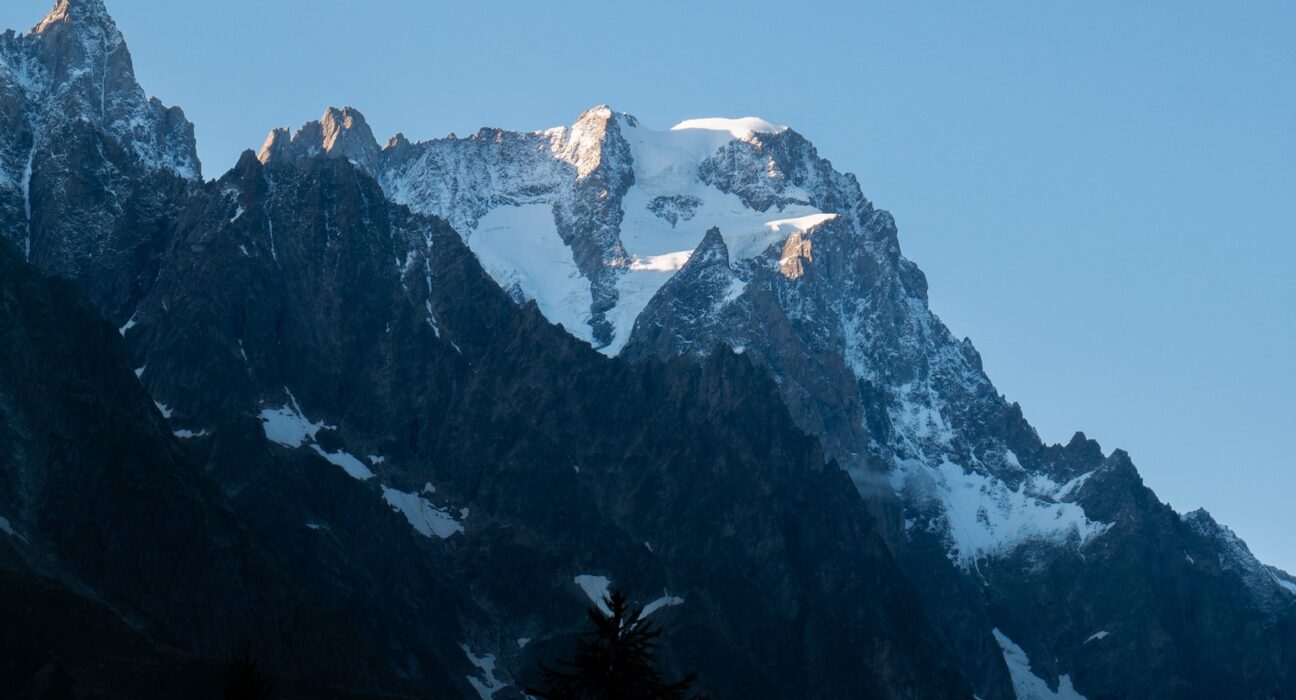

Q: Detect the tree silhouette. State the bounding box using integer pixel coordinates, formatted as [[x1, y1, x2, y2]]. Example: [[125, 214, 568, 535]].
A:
[[529, 587, 703, 700], [222, 642, 273, 700]]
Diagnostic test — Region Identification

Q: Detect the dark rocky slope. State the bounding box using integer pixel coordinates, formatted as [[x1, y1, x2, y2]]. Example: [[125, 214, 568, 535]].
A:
[[0, 236, 464, 697]]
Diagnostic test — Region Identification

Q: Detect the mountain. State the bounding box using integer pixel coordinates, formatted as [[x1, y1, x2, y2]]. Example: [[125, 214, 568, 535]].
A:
[[3, 7, 974, 699], [4, 1, 1295, 698], [112, 146, 970, 698], [259, 102, 1296, 697]]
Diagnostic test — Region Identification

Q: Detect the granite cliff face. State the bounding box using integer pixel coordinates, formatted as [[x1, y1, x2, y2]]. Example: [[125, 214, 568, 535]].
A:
[[4, 1, 1295, 698]]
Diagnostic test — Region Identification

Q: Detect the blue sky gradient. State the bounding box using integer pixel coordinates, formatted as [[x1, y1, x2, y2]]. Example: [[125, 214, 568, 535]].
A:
[[5, 1, 1294, 569]]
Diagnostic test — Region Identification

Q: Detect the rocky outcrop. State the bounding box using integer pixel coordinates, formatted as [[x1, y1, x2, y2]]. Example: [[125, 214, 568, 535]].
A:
[[259, 106, 381, 176]]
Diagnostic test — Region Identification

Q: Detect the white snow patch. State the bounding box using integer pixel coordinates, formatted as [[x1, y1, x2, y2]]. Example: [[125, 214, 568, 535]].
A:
[[173, 429, 208, 439], [894, 458, 1110, 568], [230, 206, 245, 223], [628, 250, 693, 272], [369, 454, 386, 465], [670, 116, 787, 140], [154, 401, 173, 419], [1084, 631, 1109, 644], [118, 315, 137, 336], [516, 637, 530, 649], [381, 486, 463, 538], [259, 396, 325, 448], [575, 574, 613, 615], [760, 212, 837, 245], [134, 365, 146, 378], [310, 445, 375, 481], [305, 521, 327, 531], [469, 203, 593, 341], [238, 244, 250, 257], [461, 645, 507, 699], [993, 629, 1088, 699]]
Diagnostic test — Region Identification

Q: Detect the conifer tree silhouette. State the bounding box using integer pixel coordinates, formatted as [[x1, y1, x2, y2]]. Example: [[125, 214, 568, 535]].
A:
[[222, 642, 273, 700], [529, 587, 703, 700]]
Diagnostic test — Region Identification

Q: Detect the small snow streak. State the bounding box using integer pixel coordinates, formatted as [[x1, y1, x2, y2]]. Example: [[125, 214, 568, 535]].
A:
[[0, 516, 24, 541], [22, 139, 36, 260], [381, 486, 462, 538], [643, 592, 685, 617], [310, 445, 374, 480]]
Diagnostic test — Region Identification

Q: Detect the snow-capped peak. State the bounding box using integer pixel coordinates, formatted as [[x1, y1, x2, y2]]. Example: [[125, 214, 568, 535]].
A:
[[671, 116, 788, 140], [0, 0, 200, 185], [372, 106, 840, 354]]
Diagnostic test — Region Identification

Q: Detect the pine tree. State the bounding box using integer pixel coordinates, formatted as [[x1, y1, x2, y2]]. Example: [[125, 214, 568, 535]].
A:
[[529, 588, 703, 700], [222, 643, 273, 700]]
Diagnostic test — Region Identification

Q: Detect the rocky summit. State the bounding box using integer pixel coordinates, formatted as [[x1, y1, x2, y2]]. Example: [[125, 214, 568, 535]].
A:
[[2, 2, 1294, 699]]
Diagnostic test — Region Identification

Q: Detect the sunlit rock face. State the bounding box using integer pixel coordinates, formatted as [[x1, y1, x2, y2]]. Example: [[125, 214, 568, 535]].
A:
[[259, 106, 380, 175]]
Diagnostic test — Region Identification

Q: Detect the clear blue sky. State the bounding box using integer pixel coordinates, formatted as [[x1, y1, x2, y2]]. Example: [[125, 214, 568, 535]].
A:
[[6, 1, 1294, 570]]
